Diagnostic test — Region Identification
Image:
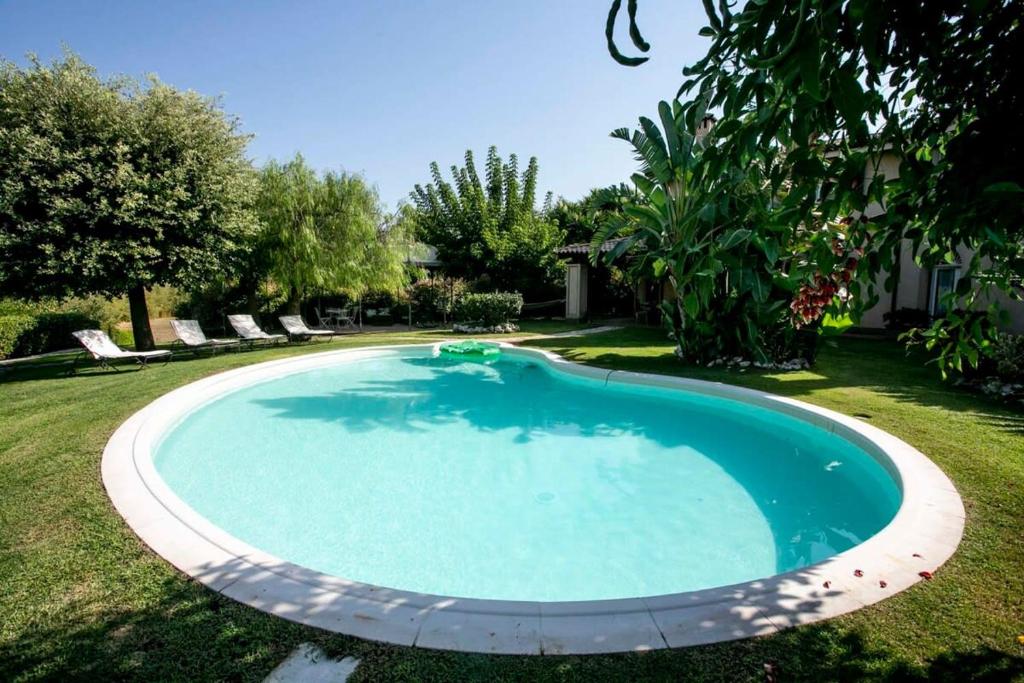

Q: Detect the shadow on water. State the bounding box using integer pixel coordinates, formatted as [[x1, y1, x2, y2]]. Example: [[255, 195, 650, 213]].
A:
[[526, 330, 1024, 436], [247, 355, 898, 574]]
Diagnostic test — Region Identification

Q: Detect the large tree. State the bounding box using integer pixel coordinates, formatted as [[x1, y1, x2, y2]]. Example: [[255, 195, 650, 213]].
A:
[[605, 0, 1023, 374], [255, 155, 408, 313], [410, 147, 564, 300], [0, 53, 256, 350]]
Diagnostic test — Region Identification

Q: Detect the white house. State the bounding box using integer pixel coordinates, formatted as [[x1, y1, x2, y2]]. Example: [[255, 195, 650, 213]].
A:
[[855, 151, 1024, 332]]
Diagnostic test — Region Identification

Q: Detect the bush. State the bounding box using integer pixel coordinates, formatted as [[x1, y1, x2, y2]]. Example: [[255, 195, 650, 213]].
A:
[[359, 291, 396, 325], [883, 307, 931, 330], [980, 332, 1024, 382], [0, 311, 100, 359], [0, 315, 37, 359], [452, 292, 523, 327], [409, 278, 467, 324]]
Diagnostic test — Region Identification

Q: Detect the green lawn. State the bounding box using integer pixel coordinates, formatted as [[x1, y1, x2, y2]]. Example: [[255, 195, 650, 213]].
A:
[[1, 326, 1022, 682]]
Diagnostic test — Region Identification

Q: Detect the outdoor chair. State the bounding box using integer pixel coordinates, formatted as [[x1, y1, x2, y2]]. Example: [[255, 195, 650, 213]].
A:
[[317, 306, 355, 331], [227, 314, 287, 348], [70, 329, 172, 374], [279, 315, 336, 342], [170, 319, 240, 355]]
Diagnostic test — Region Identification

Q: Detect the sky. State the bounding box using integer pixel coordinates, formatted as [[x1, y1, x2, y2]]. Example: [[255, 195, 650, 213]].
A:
[[0, 0, 712, 209]]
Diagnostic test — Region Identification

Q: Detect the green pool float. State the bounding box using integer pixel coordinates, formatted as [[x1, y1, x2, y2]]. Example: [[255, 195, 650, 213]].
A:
[[439, 340, 502, 360]]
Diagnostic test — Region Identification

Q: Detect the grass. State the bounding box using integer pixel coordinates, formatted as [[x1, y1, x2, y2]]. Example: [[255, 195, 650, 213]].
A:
[[1, 325, 1022, 681]]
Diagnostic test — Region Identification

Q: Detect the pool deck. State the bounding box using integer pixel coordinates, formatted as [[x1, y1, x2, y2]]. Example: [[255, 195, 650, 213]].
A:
[[101, 343, 965, 655]]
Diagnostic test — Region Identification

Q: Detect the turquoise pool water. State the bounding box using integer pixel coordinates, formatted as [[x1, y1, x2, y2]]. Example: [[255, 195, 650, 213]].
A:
[[154, 350, 901, 602]]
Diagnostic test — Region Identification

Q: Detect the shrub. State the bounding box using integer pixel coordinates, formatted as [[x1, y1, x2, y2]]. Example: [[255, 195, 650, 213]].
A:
[[883, 307, 931, 330], [452, 292, 523, 327], [980, 332, 1024, 382], [409, 278, 467, 324], [0, 315, 37, 359], [111, 326, 135, 348], [176, 284, 254, 330], [0, 311, 100, 359]]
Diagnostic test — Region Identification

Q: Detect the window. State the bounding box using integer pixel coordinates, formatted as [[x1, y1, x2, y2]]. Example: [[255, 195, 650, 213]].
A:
[[929, 265, 961, 316]]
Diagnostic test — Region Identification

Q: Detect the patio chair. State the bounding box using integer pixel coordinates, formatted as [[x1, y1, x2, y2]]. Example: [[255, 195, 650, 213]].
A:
[[227, 314, 287, 348], [170, 319, 240, 355], [279, 315, 336, 342], [70, 329, 172, 374], [317, 306, 355, 331]]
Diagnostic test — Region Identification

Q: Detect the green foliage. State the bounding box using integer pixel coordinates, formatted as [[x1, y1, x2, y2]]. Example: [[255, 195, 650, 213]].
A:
[[0, 295, 130, 349], [0, 315, 35, 359], [546, 183, 637, 246], [593, 100, 810, 363], [409, 278, 466, 324], [546, 186, 640, 317], [452, 292, 524, 327], [254, 155, 408, 311], [984, 332, 1024, 382], [606, 1, 1024, 375], [0, 53, 257, 348], [0, 311, 99, 359], [175, 282, 263, 330], [903, 308, 998, 379], [410, 148, 564, 300]]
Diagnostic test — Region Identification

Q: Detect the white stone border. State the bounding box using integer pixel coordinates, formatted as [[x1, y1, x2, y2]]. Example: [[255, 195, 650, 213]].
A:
[[102, 343, 964, 655]]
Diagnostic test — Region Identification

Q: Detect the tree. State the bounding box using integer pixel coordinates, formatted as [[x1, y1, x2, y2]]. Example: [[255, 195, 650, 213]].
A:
[[605, 1, 1024, 374], [410, 147, 564, 300], [592, 100, 817, 363], [255, 155, 407, 313], [546, 183, 638, 245], [0, 53, 256, 350]]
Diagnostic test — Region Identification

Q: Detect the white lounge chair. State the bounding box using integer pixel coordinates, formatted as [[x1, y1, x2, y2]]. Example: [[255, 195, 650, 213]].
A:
[[170, 319, 240, 355], [227, 314, 286, 348], [279, 315, 336, 342], [70, 329, 171, 374]]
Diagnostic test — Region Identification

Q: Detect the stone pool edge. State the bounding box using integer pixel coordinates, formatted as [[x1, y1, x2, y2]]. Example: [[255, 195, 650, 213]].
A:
[[101, 342, 965, 655]]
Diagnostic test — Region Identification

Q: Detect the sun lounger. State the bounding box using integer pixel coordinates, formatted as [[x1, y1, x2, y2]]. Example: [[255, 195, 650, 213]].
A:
[[279, 315, 336, 342], [170, 319, 240, 355], [227, 314, 287, 348], [70, 329, 171, 374]]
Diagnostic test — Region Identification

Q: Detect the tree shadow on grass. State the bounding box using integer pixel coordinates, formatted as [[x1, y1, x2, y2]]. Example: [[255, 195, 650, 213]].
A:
[[5, 549, 1021, 682], [0, 573, 309, 682], [345, 625, 1024, 682]]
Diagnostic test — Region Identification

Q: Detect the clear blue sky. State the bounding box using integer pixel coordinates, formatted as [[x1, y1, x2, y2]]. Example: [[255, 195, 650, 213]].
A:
[[0, 0, 711, 208]]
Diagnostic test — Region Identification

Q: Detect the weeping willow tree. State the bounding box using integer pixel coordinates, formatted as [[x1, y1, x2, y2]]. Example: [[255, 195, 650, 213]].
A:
[[410, 146, 563, 300], [255, 155, 407, 313]]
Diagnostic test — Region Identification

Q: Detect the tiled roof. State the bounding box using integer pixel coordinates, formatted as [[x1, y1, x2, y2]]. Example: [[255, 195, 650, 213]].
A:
[[555, 237, 628, 255]]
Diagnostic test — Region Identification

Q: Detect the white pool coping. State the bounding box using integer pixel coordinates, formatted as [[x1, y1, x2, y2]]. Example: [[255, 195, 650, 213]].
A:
[[102, 343, 965, 655]]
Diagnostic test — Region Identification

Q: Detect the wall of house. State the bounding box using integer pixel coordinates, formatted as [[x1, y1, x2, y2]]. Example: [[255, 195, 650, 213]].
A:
[[860, 242, 1024, 333], [859, 238, 930, 328], [855, 152, 1024, 333]]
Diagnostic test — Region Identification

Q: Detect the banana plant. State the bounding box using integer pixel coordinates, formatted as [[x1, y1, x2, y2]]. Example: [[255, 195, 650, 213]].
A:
[[592, 100, 803, 363]]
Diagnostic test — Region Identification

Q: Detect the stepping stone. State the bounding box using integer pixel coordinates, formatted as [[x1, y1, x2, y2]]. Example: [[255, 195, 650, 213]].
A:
[[264, 643, 359, 683]]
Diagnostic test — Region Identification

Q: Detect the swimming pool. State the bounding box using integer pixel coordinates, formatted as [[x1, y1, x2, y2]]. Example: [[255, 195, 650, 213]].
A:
[[103, 344, 964, 653]]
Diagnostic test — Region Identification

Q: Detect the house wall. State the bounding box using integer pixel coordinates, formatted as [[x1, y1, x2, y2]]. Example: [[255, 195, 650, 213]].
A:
[[855, 152, 1024, 332]]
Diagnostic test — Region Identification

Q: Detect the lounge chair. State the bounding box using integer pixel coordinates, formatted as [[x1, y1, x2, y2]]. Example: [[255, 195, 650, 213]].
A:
[[170, 319, 240, 355], [227, 314, 287, 348], [279, 315, 336, 342], [70, 329, 172, 374]]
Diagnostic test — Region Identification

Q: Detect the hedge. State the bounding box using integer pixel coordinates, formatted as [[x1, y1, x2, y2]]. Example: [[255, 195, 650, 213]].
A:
[[0, 312, 100, 359], [452, 292, 523, 327]]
